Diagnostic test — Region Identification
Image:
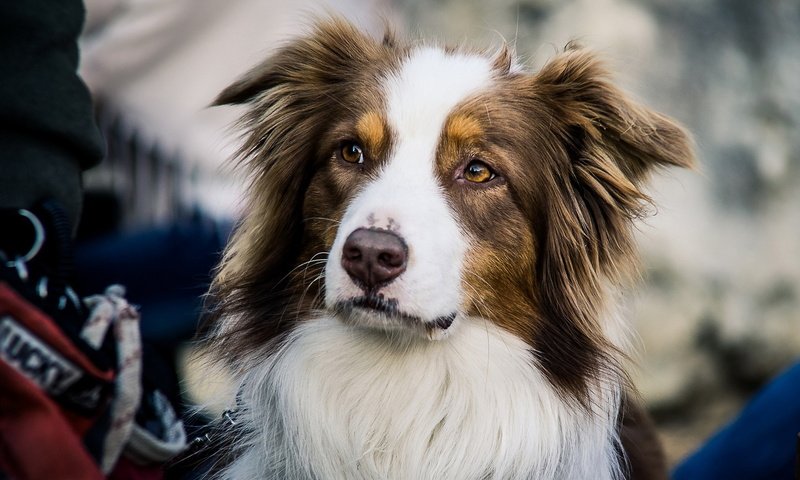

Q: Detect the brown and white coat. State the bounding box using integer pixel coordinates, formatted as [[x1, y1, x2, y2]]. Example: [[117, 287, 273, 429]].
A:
[[204, 18, 693, 480]]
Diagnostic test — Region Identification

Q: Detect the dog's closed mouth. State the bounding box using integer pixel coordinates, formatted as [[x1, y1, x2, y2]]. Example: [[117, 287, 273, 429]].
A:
[[349, 294, 399, 313], [337, 295, 456, 330], [431, 313, 456, 330]]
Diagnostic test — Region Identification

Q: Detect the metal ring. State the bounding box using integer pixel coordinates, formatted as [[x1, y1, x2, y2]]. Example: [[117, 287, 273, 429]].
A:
[[37, 276, 49, 299], [223, 409, 237, 426], [14, 258, 29, 282], [58, 286, 82, 311], [4, 209, 45, 267]]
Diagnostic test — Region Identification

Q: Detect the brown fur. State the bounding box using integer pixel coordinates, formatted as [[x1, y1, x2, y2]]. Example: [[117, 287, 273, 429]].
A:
[[620, 396, 669, 480], [355, 111, 389, 154], [204, 19, 403, 367], [205, 18, 694, 478]]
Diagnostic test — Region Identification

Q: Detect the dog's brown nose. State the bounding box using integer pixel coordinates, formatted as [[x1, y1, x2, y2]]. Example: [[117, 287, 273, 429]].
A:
[[342, 228, 407, 290]]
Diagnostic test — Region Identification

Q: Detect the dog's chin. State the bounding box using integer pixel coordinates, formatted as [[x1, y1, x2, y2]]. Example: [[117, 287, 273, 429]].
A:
[[332, 295, 457, 340]]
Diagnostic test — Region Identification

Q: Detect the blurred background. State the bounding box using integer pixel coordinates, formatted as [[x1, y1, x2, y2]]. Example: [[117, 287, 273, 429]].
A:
[[75, 0, 799, 468]]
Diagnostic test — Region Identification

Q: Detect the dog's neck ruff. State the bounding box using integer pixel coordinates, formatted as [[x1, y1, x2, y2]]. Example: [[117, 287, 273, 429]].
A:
[[221, 316, 623, 480]]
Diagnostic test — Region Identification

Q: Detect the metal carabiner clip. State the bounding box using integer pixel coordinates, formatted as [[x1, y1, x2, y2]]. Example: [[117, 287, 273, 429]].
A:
[[4, 209, 46, 282], [4, 209, 46, 266]]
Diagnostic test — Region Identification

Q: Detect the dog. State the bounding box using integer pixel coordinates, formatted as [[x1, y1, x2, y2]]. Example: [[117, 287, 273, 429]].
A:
[[203, 18, 694, 480]]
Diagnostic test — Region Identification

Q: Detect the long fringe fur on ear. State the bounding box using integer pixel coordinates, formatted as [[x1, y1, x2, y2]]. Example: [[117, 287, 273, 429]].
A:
[[535, 46, 695, 180], [527, 45, 695, 401], [203, 18, 395, 364]]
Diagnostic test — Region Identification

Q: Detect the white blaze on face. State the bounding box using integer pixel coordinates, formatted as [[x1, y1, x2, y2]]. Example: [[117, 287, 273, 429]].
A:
[[324, 47, 495, 331]]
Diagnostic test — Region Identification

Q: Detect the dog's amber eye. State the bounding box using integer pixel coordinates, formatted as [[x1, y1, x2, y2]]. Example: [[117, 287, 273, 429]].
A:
[[463, 160, 495, 183], [340, 142, 365, 164]]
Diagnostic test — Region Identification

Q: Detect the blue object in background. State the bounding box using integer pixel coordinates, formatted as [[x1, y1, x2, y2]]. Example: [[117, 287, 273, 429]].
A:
[[75, 215, 231, 343], [673, 361, 800, 480]]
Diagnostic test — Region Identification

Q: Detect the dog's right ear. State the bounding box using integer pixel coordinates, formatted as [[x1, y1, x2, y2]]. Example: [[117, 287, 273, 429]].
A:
[[204, 18, 395, 360], [212, 63, 278, 106], [212, 17, 387, 106]]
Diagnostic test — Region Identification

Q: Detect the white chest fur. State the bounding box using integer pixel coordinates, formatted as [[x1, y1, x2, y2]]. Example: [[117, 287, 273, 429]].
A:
[[222, 317, 623, 480]]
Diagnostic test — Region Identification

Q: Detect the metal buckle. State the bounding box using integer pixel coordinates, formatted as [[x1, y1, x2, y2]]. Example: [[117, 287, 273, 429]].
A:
[[4, 209, 45, 268]]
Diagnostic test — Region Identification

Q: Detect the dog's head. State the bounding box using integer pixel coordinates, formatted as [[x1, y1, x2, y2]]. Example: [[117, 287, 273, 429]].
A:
[[207, 18, 693, 399]]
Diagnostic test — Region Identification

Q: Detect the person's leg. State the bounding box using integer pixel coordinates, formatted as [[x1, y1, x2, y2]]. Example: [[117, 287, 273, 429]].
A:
[[673, 361, 800, 480]]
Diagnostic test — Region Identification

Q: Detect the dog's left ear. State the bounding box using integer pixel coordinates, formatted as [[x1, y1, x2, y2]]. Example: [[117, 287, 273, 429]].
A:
[[535, 45, 695, 183], [525, 46, 695, 399], [532, 45, 695, 286]]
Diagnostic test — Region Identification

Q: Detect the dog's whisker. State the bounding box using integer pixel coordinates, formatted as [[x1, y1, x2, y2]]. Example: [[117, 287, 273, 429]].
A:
[[304, 216, 341, 226], [277, 254, 328, 285], [293, 268, 326, 324]]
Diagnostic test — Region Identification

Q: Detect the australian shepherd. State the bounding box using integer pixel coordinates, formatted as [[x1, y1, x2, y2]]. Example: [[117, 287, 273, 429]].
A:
[[203, 18, 694, 480]]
